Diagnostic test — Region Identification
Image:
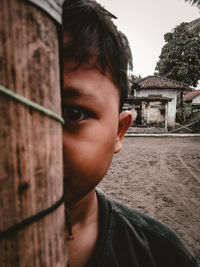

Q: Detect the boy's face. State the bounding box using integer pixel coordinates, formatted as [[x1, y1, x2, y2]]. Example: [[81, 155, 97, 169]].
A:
[[63, 61, 131, 206]]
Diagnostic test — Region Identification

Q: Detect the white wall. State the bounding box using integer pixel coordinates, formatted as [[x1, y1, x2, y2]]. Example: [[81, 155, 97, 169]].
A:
[[135, 88, 177, 126], [192, 95, 200, 104]]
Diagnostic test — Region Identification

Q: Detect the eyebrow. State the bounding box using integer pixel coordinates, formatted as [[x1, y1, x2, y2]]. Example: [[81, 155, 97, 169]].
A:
[[63, 87, 99, 102]]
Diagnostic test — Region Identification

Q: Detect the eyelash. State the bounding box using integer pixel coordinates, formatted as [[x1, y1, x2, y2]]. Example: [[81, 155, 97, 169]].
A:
[[62, 106, 92, 124]]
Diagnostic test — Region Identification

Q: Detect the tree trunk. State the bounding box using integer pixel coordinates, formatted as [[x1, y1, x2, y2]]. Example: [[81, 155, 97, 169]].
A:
[[0, 0, 67, 266]]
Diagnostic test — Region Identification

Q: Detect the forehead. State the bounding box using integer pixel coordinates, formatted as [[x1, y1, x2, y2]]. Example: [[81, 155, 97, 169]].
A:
[[63, 62, 120, 105]]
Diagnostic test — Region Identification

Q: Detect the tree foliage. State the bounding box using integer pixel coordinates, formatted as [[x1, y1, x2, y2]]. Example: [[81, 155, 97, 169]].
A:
[[155, 22, 200, 87], [130, 74, 143, 84], [129, 75, 142, 96], [184, 0, 200, 8], [188, 18, 200, 34]]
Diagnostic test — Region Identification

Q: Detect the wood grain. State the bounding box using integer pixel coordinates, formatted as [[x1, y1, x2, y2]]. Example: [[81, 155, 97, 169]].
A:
[[0, 0, 67, 266]]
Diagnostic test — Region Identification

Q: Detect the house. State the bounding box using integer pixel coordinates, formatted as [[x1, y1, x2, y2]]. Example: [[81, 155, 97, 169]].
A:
[[184, 89, 200, 121], [184, 89, 200, 105], [128, 75, 192, 128], [126, 96, 172, 129]]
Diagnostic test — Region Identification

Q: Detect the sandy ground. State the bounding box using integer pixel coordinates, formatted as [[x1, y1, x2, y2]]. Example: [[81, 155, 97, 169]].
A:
[[99, 136, 200, 263]]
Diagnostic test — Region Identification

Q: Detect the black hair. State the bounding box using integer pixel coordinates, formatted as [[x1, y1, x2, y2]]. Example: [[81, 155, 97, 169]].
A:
[[62, 0, 132, 111]]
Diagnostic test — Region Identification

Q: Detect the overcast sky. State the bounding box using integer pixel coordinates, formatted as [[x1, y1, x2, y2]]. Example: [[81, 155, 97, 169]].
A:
[[96, 0, 200, 78]]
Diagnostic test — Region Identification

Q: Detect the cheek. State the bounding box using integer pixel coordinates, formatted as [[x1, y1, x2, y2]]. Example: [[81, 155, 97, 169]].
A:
[[63, 124, 117, 175], [65, 136, 115, 173], [63, 139, 115, 205], [62, 122, 118, 204]]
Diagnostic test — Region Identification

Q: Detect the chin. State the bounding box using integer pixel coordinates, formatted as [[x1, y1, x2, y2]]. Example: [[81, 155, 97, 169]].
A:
[[64, 185, 96, 208]]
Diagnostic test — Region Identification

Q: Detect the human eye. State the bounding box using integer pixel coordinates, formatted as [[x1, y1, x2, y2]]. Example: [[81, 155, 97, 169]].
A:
[[62, 106, 90, 123]]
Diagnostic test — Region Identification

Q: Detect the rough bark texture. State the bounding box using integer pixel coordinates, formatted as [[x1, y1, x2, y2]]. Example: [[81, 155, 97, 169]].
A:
[[0, 0, 67, 266]]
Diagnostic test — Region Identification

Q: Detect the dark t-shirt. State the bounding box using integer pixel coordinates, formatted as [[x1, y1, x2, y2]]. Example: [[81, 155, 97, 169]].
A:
[[86, 188, 199, 267]]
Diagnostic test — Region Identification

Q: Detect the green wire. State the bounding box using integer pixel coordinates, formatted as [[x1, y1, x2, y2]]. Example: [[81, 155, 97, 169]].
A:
[[0, 84, 64, 125]]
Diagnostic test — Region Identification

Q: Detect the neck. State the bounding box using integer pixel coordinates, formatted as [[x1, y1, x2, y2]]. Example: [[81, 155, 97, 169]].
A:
[[65, 189, 100, 267], [66, 189, 98, 228]]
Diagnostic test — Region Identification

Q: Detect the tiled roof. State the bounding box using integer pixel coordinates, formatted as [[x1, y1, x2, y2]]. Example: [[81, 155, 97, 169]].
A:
[[137, 76, 192, 90], [183, 90, 200, 101]]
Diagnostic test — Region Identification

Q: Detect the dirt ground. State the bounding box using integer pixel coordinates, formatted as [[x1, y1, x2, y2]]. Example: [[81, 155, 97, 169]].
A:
[[99, 136, 200, 263]]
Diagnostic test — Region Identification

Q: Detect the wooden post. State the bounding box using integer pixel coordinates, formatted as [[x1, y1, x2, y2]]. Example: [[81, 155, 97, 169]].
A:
[[0, 0, 67, 266]]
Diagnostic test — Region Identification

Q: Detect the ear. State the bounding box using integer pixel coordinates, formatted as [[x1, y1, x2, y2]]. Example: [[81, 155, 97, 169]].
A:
[[114, 111, 132, 154]]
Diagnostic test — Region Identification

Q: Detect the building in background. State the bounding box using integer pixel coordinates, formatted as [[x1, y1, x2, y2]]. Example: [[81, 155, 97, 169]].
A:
[[127, 76, 192, 129], [184, 89, 200, 121]]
